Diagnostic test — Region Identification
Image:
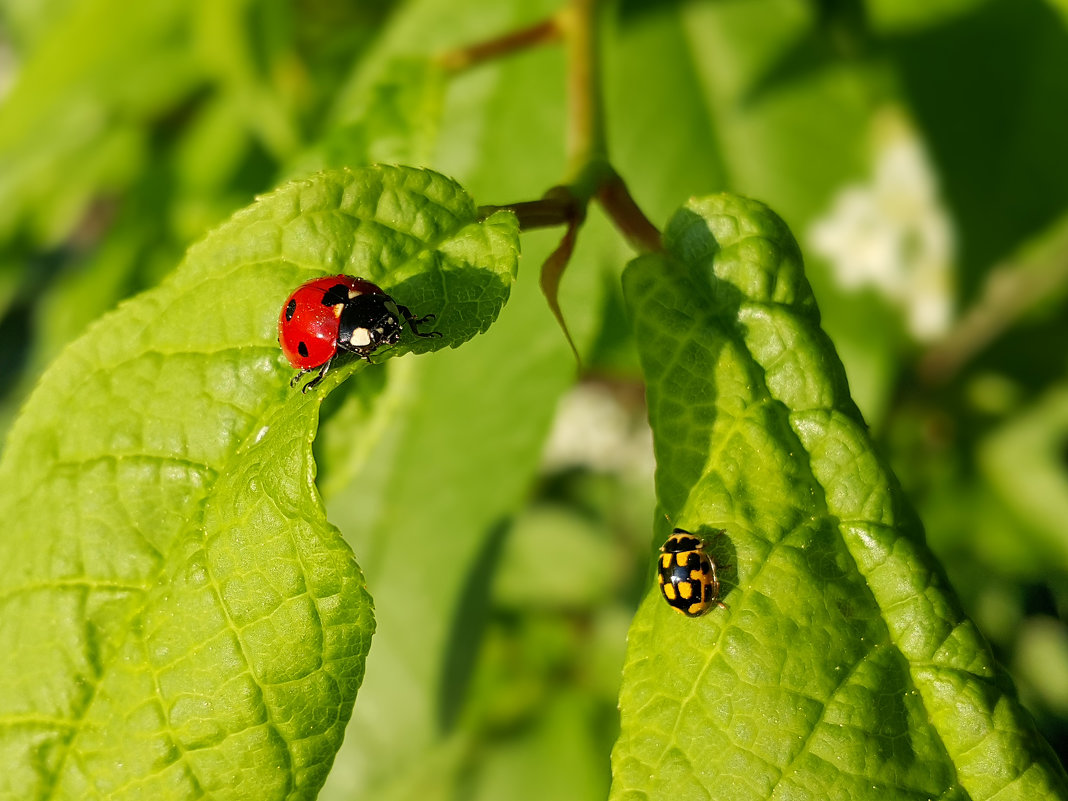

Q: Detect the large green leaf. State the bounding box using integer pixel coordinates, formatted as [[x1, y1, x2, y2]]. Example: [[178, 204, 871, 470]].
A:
[[312, 4, 612, 796], [980, 383, 1068, 570], [611, 194, 1068, 801], [0, 165, 518, 800]]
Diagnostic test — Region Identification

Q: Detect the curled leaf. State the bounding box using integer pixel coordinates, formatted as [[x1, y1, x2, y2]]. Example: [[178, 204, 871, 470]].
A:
[[0, 165, 518, 799]]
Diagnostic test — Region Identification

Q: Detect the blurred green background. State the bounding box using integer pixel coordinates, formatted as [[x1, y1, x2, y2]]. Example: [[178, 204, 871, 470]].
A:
[[2, 0, 1067, 798]]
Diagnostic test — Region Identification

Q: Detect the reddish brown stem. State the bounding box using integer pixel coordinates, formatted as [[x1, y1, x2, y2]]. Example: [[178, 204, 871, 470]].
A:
[[478, 189, 582, 231], [437, 17, 563, 73], [596, 172, 662, 253], [451, 1, 661, 254]]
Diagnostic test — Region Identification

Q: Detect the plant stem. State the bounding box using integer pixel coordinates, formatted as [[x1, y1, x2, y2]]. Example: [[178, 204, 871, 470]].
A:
[[559, 0, 662, 253], [559, 0, 607, 182], [436, 17, 563, 73], [597, 171, 661, 254], [458, 0, 661, 254], [477, 189, 579, 230]]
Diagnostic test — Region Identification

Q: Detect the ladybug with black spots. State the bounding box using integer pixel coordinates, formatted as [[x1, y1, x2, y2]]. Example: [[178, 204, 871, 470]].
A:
[[657, 528, 727, 617], [278, 275, 440, 391]]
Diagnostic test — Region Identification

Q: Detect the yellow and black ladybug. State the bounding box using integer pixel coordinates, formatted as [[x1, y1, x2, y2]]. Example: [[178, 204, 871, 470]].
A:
[[657, 528, 725, 617]]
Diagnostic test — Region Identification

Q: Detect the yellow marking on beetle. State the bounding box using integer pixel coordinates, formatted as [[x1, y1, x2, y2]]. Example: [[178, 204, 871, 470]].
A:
[[660, 554, 672, 570], [662, 584, 677, 600], [678, 582, 693, 600], [675, 553, 689, 567]]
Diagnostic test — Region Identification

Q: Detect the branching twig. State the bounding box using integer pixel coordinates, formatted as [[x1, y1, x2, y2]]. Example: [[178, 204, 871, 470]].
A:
[[597, 170, 661, 255], [477, 188, 580, 230], [444, 0, 664, 362], [558, 0, 607, 180], [436, 16, 563, 73], [470, 0, 659, 251]]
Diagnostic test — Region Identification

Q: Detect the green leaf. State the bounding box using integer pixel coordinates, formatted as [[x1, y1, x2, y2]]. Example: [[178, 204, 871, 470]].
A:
[[288, 58, 448, 178], [865, 0, 996, 33], [1048, 0, 1068, 29], [611, 194, 1068, 801], [0, 165, 518, 800], [979, 383, 1068, 571]]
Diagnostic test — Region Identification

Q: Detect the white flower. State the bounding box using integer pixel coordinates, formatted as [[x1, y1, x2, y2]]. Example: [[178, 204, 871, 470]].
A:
[[541, 383, 654, 478], [808, 113, 955, 340]]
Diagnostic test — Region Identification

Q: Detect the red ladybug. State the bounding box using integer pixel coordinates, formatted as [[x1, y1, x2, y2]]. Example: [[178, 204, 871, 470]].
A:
[[278, 275, 439, 391]]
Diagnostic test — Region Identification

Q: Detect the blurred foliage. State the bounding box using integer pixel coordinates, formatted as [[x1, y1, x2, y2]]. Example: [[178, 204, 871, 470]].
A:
[[1, 0, 1067, 797]]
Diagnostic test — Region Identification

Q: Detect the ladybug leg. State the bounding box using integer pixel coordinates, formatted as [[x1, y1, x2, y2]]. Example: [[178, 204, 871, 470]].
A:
[[709, 560, 730, 611], [298, 358, 333, 393], [396, 304, 443, 339]]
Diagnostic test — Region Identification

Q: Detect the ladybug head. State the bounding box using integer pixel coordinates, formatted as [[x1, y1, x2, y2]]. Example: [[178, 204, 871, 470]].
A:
[[337, 294, 404, 360], [661, 529, 703, 554]]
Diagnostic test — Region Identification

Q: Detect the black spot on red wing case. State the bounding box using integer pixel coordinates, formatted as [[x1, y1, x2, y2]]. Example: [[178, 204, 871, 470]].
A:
[[285, 299, 297, 321], [298, 342, 309, 358]]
